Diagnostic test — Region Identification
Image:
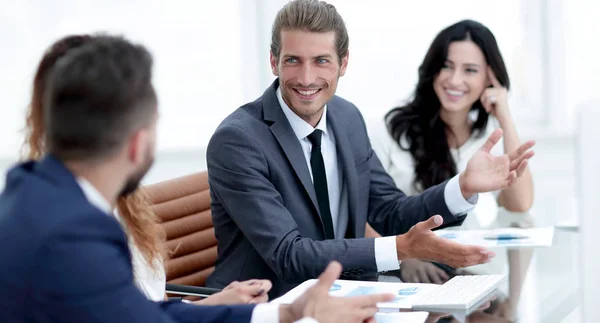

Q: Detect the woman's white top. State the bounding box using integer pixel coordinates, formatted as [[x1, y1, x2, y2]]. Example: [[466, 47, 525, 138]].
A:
[[114, 211, 166, 302], [369, 115, 507, 275], [75, 178, 167, 301]]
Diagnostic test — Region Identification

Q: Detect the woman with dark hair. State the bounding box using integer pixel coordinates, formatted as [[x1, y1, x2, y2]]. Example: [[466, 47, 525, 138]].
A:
[[369, 18, 533, 290], [22, 34, 271, 305]]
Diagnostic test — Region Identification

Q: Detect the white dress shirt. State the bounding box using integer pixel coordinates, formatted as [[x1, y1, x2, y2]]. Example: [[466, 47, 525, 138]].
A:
[[277, 88, 477, 272], [76, 177, 315, 323]]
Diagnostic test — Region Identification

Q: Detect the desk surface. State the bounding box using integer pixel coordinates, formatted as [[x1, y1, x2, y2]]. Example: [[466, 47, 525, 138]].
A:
[[369, 209, 580, 323]]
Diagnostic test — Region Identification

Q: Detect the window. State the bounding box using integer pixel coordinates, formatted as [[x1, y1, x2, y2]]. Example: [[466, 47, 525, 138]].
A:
[[0, 0, 252, 159]]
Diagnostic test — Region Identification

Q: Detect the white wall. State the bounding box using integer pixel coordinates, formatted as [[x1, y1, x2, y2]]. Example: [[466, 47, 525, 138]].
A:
[[0, 0, 263, 160]]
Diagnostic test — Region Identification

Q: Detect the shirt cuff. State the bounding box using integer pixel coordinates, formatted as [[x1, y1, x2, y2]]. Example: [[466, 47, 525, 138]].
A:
[[251, 303, 280, 323], [295, 318, 319, 323], [374, 236, 401, 272], [444, 174, 478, 215]]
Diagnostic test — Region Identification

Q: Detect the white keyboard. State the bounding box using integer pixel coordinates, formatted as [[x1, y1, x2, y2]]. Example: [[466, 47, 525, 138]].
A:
[[411, 275, 506, 311]]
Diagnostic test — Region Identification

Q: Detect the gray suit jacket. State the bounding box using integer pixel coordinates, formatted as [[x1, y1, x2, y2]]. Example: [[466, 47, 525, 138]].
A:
[[205, 79, 465, 297]]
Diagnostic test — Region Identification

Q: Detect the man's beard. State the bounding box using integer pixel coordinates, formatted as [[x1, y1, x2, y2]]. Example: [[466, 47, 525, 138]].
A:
[[119, 153, 154, 197]]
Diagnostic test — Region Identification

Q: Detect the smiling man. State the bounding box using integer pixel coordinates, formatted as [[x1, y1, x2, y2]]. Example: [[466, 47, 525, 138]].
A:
[[205, 0, 534, 298]]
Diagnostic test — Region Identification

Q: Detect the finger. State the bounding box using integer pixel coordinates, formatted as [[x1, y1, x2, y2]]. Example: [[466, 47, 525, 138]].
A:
[[480, 92, 488, 106], [480, 94, 492, 112], [507, 140, 535, 162], [462, 250, 495, 267], [515, 158, 529, 177], [417, 269, 430, 283], [241, 279, 264, 289], [365, 318, 377, 323], [437, 266, 450, 281], [349, 293, 396, 308], [412, 275, 420, 284], [479, 300, 492, 310], [428, 272, 442, 285], [250, 279, 273, 293], [433, 240, 496, 267], [414, 215, 444, 232], [500, 171, 517, 189], [488, 67, 502, 88], [356, 307, 379, 322], [315, 261, 342, 291], [509, 150, 534, 171], [427, 266, 447, 285], [480, 89, 498, 111], [249, 294, 270, 304], [235, 284, 267, 297], [479, 128, 503, 153], [223, 281, 240, 290], [235, 292, 254, 304]]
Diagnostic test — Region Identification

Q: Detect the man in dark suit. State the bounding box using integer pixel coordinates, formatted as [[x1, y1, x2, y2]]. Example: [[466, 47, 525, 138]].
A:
[[206, 0, 535, 298], [0, 35, 391, 323]]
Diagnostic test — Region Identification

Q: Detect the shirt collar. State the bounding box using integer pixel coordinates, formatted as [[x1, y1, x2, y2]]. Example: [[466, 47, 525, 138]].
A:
[[276, 86, 328, 140], [76, 177, 113, 214]]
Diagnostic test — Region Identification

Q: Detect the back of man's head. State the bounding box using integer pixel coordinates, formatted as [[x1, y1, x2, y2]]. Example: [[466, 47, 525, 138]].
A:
[[44, 35, 157, 163]]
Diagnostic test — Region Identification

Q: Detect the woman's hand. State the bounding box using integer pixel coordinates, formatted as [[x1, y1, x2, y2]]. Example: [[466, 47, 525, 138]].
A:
[[194, 279, 272, 305], [480, 68, 511, 123]]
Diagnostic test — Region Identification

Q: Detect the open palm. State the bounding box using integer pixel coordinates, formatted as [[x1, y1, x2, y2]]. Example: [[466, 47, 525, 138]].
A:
[[461, 128, 534, 197]]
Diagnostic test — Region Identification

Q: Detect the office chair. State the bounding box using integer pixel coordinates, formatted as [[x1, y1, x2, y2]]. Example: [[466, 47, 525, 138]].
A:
[[144, 171, 220, 299]]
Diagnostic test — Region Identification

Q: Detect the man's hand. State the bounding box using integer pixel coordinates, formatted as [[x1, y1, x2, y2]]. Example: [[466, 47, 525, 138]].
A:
[[396, 215, 495, 268], [283, 261, 395, 323], [459, 128, 535, 199]]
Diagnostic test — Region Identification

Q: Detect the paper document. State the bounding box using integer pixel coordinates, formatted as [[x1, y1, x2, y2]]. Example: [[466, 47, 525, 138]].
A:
[[434, 226, 554, 248], [272, 279, 438, 309], [375, 311, 429, 323]]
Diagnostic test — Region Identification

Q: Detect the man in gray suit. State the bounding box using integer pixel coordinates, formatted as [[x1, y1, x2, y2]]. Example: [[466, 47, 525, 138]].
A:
[[206, 0, 534, 298]]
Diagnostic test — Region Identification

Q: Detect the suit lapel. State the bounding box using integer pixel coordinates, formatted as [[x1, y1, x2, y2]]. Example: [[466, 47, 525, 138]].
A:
[[262, 80, 320, 216], [327, 102, 359, 238]]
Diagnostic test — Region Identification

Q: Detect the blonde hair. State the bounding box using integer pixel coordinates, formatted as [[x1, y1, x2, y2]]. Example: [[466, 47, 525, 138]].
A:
[[22, 34, 166, 270]]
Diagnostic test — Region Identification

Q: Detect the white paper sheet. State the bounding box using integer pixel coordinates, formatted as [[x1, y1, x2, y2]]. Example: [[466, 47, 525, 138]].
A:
[[434, 226, 555, 248], [271, 279, 439, 309]]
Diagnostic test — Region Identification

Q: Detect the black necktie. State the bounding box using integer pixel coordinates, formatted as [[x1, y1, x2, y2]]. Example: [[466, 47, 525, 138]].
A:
[[307, 129, 335, 239]]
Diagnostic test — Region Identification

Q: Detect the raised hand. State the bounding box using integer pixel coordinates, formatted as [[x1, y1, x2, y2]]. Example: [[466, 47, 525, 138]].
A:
[[480, 67, 510, 120], [396, 215, 495, 268], [459, 128, 534, 198], [286, 261, 395, 323]]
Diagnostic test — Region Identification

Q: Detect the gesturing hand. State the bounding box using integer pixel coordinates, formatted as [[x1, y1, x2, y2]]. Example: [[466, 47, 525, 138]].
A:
[[396, 215, 495, 268], [460, 128, 534, 198], [289, 261, 395, 323]]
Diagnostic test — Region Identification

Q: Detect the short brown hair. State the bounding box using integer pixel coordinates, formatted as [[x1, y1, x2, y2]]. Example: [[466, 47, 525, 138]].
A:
[[270, 0, 349, 63]]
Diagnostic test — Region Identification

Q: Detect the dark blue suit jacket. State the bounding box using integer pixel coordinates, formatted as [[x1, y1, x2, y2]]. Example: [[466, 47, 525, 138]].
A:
[[0, 156, 255, 323]]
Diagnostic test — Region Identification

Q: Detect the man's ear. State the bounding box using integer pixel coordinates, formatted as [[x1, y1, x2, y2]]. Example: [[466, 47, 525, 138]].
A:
[[339, 51, 349, 77], [270, 52, 279, 76], [127, 129, 148, 166]]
